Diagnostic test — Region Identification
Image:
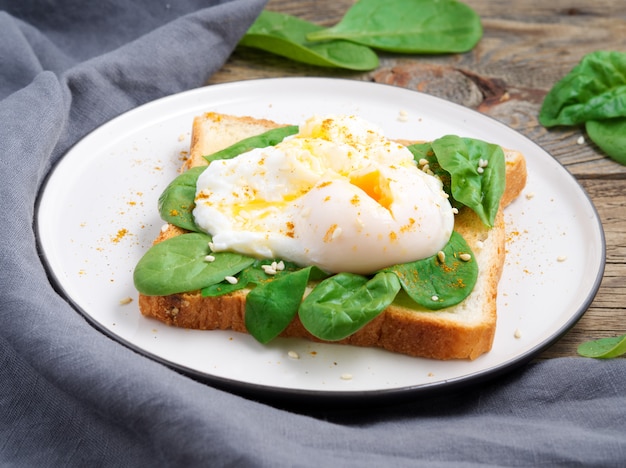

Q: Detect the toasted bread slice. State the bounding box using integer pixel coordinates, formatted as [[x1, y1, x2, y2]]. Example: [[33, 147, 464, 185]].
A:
[[138, 112, 527, 360]]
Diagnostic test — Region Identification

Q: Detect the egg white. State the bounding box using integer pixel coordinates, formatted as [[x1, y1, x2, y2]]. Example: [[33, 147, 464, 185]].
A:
[[193, 115, 454, 274]]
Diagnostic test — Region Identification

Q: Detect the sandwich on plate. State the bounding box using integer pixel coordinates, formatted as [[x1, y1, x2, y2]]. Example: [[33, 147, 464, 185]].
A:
[[133, 112, 526, 360]]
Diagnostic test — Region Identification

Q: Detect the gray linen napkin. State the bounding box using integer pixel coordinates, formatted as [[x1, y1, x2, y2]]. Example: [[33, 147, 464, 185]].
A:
[[1, 1, 626, 466]]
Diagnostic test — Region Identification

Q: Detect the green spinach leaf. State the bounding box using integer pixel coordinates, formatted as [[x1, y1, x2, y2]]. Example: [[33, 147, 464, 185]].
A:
[[306, 0, 482, 54], [430, 135, 505, 227], [299, 271, 401, 341], [585, 118, 626, 165], [239, 11, 379, 71], [539, 51, 626, 127], [407, 142, 460, 209], [158, 166, 205, 232], [201, 259, 306, 296], [203, 125, 299, 164], [203, 261, 328, 343], [201, 262, 267, 297], [383, 231, 477, 310], [133, 232, 254, 296], [245, 266, 324, 344], [578, 334, 626, 359]]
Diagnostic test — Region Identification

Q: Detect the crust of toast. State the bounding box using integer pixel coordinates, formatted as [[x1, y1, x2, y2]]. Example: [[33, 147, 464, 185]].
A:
[[138, 112, 526, 360]]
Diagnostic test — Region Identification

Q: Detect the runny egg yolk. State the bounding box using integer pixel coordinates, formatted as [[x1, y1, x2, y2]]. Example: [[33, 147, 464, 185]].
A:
[[193, 114, 455, 274], [349, 169, 393, 211]]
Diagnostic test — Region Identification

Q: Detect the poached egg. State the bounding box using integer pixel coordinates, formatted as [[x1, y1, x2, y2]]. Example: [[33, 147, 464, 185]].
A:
[[193, 115, 454, 274]]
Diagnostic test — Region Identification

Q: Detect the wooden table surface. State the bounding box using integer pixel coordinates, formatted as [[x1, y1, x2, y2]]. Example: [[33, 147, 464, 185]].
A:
[[209, 0, 626, 359]]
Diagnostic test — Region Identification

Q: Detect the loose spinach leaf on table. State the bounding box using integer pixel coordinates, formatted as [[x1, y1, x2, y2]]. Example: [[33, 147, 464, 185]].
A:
[[306, 0, 482, 54], [578, 334, 626, 359], [539, 50, 626, 165], [299, 271, 401, 341], [239, 10, 379, 71], [539, 51, 626, 127], [133, 232, 254, 296], [585, 118, 626, 166], [383, 231, 477, 310]]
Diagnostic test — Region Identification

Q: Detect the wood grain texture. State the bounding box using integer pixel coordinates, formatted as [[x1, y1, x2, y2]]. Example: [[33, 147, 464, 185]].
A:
[[208, 0, 626, 359]]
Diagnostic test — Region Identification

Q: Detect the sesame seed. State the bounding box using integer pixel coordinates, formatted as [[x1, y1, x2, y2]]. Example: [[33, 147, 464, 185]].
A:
[[459, 253, 472, 262], [557, 255, 567, 262], [287, 350, 300, 359], [332, 226, 343, 240], [119, 297, 133, 305], [261, 265, 277, 275], [204, 255, 215, 262], [160, 224, 169, 233], [479, 158, 489, 168], [477, 166, 484, 174], [577, 135, 585, 145], [340, 373, 353, 381], [397, 110, 409, 121], [514, 328, 522, 339], [224, 276, 238, 284], [418, 158, 429, 166], [452, 207, 459, 214], [475, 240, 484, 250], [208, 241, 215, 251], [525, 192, 535, 200], [431, 295, 439, 301], [437, 251, 446, 263], [276, 261, 285, 271]]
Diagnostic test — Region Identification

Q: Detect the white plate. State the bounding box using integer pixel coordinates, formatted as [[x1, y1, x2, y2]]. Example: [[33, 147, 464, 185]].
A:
[[37, 78, 605, 402]]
